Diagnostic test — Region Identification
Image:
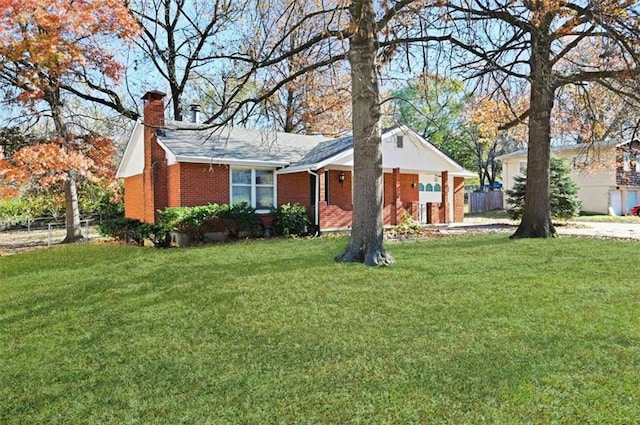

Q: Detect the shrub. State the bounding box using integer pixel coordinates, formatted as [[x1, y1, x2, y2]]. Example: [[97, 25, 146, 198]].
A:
[[388, 213, 423, 238], [220, 203, 261, 238], [0, 198, 30, 230], [157, 204, 222, 242], [272, 203, 311, 236], [156, 203, 261, 241], [97, 217, 167, 246], [79, 183, 124, 217], [506, 156, 582, 220]]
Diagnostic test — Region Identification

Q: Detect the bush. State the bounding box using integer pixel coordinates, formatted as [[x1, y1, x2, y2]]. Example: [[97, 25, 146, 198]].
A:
[[272, 203, 311, 236], [156, 203, 261, 240], [79, 183, 124, 217], [97, 217, 167, 246], [157, 204, 223, 241], [220, 203, 261, 238], [0, 198, 29, 230], [387, 212, 423, 238], [506, 156, 582, 220]]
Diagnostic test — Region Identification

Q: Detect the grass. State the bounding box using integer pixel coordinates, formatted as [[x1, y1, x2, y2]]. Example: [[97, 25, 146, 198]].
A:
[[2, 235, 640, 424]]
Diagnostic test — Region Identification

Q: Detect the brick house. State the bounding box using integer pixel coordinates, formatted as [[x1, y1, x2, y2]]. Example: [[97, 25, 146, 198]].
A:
[[116, 91, 475, 231], [498, 140, 640, 215]]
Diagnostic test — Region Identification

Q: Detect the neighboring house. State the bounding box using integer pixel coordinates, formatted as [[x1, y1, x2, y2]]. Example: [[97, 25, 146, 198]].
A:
[[116, 91, 475, 232], [497, 140, 640, 215]]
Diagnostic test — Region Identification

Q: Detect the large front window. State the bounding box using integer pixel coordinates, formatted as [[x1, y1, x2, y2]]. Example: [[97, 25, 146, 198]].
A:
[[231, 168, 275, 210]]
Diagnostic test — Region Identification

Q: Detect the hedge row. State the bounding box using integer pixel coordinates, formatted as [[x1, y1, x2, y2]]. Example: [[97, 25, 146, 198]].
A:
[[97, 202, 310, 246]]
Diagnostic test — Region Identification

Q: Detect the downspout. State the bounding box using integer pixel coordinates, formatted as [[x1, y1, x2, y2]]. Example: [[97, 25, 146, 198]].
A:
[[307, 169, 320, 236]]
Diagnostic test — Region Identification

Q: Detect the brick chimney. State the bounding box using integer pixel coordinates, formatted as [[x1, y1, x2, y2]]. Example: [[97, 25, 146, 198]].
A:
[[142, 91, 168, 223]]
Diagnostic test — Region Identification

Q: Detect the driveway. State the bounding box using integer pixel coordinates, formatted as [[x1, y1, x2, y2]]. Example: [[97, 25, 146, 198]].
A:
[[557, 221, 640, 239], [449, 218, 640, 240]]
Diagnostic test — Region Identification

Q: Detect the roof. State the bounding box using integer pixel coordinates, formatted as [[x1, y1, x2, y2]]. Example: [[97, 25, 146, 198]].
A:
[[294, 135, 354, 167], [157, 121, 329, 165], [117, 121, 476, 178], [496, 139, 629, 161]]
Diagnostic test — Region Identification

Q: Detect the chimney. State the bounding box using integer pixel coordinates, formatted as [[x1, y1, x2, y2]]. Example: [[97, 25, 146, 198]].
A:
[[142, 90, 166, 127], [141, 90, 168, 224], [190, 104, 202, 123]]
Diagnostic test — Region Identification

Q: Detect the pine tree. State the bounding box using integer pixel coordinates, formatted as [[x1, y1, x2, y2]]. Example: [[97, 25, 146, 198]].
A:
[[507, 156, 581, 220]]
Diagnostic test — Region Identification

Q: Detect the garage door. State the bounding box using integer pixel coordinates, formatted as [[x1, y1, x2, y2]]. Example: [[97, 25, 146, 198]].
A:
[[610, 190, 622, 216]]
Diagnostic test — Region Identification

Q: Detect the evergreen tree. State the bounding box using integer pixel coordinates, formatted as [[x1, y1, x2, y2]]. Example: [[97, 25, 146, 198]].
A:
[[507, 156, 581, 220]]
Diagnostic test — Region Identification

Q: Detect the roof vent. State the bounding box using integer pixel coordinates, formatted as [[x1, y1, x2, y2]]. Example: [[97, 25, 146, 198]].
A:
[[190, 104, 202, 124]]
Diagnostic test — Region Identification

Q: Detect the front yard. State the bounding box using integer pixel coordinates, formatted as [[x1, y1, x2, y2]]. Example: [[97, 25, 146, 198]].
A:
[[1, 235, 639, 423]]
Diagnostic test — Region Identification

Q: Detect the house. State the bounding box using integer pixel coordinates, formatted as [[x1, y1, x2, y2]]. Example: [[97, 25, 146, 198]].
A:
[[497, 140, 640, 215], [116, 91, 475, 232]]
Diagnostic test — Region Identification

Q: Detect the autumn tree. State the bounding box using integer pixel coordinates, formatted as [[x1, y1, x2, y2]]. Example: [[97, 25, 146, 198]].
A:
[[0, 0, 139, 242], [466, 96, 525, 190], [388, 76, 523, 190], [253, 0, 352, 136], [0, 134, 118, 209], [439, 1, 640, 238]]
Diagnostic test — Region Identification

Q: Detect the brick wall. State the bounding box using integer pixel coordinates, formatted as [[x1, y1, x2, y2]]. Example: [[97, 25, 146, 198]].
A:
[[319, 170, 420, 229], [327, 170, 353, 210], [453, 177, 465, 223], [142, 91, 167, 223], [399, 173, 419, 204], [177, 163, 229, 206], [167, 163, 181, 207], [278, 172, 312, 209], [616, 141, 640, 186], [319, 202, 353, 230], [124, 174, 144, 221]]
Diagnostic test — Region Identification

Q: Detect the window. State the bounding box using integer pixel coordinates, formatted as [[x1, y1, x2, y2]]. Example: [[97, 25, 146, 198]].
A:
[[396, 135, 403, 148], [434, 183, 442, 192], [636, 154, 640, 173], [624, 152, 631, 172], [519, 161, 527, 174], [231, 168, 275, 211], [425, 183, 433, 192], [418, 183, 425, 192]]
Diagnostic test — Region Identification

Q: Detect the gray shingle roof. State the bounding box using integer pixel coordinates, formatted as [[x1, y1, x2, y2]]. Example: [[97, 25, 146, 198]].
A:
[[293, 135, 354, 166], [157, 121, 329, 164]]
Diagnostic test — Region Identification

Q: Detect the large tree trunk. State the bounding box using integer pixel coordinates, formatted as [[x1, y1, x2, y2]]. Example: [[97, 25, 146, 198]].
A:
[[335, 0, 393, 266], [62, 175, 84, 243], [511, 29, 556, 239], [46, 86, 84, 243]]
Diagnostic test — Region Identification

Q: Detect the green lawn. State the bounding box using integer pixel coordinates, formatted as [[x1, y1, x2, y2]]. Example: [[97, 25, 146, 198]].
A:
[[2, 235, 640, 424]]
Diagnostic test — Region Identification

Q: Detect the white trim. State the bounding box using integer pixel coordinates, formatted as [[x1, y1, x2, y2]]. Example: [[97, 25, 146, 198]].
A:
[[230, 166, 277, 212], [176, 156, 288, 168], [116, 120, 145, 178], [277, 125, 475, 177]]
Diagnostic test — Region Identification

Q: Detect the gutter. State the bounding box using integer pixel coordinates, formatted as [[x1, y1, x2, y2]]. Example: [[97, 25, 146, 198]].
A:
[[306, 169, 320, 237]]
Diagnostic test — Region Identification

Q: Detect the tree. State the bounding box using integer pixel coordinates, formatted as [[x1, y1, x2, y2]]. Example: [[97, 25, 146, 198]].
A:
[[231, 0, 463, 265], [441, 1, 640, 238], [128, 0, 249, 121], [506, 156, 581, 220], [387, 74, 473, 167], [0, 0, 138, 242], [388, 76, 523, 190], [254, 0, 352, 136], [466, 96, 525, 190], [0, 127, 32, 160], [0, 134, 118, 211]]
